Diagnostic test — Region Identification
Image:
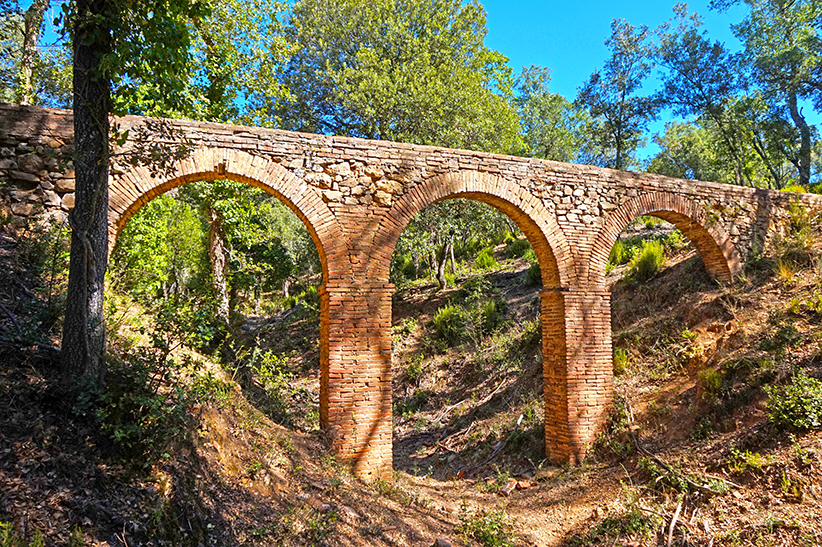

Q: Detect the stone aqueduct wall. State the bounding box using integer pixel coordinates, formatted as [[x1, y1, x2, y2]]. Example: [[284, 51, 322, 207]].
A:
[[3, 104, 822, 480]]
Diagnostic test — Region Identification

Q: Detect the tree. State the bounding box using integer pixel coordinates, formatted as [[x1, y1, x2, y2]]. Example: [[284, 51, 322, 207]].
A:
[[14, 0, 48, 104], [515, 65, 595, 163], [647, 121, 738, 182], [577, 19, 660, 170], [727, 0, 822, 186], [61, 0, 206, 385], [654, 4, 752, 184], [1, 0, 71, 106], [279, 0, 522, 154]]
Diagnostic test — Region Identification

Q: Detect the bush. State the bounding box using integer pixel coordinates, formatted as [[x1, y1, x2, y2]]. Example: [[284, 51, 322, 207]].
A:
[[504, 238, 531, 258], [78, 348, 197, 466], [474, 247, 498, 270], [772, 202, 817, 269], [782, 184, 806, 193], [457, 505, 515, 547], [613, 347, 629, 375], [480, 299, 503, 332], [524, 262, 541, 286], [628, 240, 665, 282], [765, 371, 822, 431], [609, 239, 631, 266], [433, 304, 468, 345]]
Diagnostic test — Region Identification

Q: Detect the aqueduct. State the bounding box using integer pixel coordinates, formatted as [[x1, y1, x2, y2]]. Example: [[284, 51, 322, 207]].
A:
[[3, 104, 822, 480]]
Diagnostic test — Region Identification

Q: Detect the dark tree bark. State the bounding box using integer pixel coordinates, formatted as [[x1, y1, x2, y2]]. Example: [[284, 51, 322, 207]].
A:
[[787, 90, 812, 188], [61, 0, 111, 385], [15, 0, 48, 105]]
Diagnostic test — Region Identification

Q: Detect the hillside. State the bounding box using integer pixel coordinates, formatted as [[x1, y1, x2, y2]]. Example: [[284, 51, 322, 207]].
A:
[[2, 210, 822, 547]]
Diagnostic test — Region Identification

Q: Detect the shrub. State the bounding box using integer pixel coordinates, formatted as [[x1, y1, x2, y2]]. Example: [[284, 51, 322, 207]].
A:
[[504, 238, 531, 258], [480, 299, 503, 332], [609, 239, 630, 266], [782, 184, 806, 193], [78, 348, 196, 466], [698, 367, 723, 402], [457, 505, 515, 547], [433, 304, 467, 345], [463, 275, 492, 297], [628, 240, 665, 282], [765, 372, 822, 431], [524, 262, 541, 286], [404, 354, 424, 384], [613, 347, 629, 375], [250, 349, 294, 422], [474, 247, 498, 270]]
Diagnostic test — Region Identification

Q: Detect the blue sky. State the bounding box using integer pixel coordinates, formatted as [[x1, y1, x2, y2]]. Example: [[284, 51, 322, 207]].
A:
[[480, 0, 820, 158], [481, 0, 748, 100]]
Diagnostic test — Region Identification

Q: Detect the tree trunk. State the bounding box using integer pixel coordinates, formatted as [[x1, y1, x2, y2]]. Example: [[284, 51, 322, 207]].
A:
[[15, 0, 48, 105], [449, 238, 456, 273], [787, 90, 812, 187], [435, 242, 451, 290], [207, 203, 230, 326], [61, 0, 111, 386]]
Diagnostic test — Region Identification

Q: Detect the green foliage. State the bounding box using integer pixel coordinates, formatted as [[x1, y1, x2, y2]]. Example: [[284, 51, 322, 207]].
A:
[[570, 504, 658, 546], [576, 19, 659, 170], [727, 448, 775, 475], [394, 389, 431, 419], [0, 7, 72, 107], [281, 0, 523, 154], [432, 303, 467, 345], [404, 353, 424, 385], [111, 194, 208, 304], [613, 347, 630, 375], [516, 64, 596, 163], [628, 240, 665, 281], [698, 367, 723, 401], [249, 349, 294, 422], [474, 247, 499, 271], [456, 504, 515, 547], [77, 348, 200, 467], [504, 238, 531, 258], [607, 239, 634, 271], [772, 202, 817, 269], [524, 262, 542, 286], [0, 523, 47, 547], [765, 371, 822, 431]]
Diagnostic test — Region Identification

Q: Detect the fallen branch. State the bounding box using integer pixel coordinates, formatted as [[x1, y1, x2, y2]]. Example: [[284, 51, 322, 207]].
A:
[[455, 414, 523, 476], [667, 498, 683, 547], [634, 439, 725, 497], [0, 302, 22, 334], [433, 380, 505, 424]]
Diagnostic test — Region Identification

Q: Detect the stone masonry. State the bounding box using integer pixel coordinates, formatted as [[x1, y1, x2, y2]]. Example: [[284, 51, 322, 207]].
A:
[[4, 103, 822, 481]]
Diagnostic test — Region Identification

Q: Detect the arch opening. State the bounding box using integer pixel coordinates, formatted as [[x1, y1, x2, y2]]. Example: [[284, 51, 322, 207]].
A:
[[367, 171, 576, 478], [589, 194, 742, 288], [596, 199, 744, 452], [109, 168, 333, 433]]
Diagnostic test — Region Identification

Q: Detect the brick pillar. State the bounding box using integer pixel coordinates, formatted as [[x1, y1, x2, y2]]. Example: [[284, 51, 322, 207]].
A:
[[541, 287, 613, 464], [319, 281, 393, 481]]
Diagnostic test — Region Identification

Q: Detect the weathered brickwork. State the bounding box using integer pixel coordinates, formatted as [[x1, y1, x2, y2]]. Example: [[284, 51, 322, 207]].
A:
[[4, 104, 822, 481]]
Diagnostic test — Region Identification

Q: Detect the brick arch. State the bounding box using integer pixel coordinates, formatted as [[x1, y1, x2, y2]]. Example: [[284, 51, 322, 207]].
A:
[[588, 192, 743, 286], [108, 148, 347, 283], [366, 170, 575, 288]]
